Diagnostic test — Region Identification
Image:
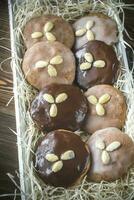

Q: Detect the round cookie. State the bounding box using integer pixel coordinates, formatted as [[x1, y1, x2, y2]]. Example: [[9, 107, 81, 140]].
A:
[[84, 84, 126, 134], [22, 41, 76, 90], [73, 13, 118, 50], [87, 127, 134, 182], [30, 84, 88, 132], [35, 129, 90, 187], [23, 15, 74, 49], [75, 40, 119, 90]]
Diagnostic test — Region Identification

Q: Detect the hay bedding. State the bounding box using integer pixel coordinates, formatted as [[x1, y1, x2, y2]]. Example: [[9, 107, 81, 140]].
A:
[[6, 0, 134, 199]]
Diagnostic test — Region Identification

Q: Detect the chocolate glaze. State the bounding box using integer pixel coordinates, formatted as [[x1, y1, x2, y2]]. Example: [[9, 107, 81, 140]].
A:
[[30, 84, 88, 132], [87, 127, 134, 182], [23, 15, 74, 49], [75, 41, 119, 90], [35, 130, 90, 187]]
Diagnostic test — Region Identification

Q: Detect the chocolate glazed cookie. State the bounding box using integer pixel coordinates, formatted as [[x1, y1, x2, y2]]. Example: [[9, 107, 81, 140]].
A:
[[75, 41, 119, 90], [35, 130, 90, 187], [30, 84, 88, 132]]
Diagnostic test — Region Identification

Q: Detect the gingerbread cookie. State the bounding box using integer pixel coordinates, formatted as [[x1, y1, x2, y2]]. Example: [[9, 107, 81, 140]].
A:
[[30, 84, 88, 132], [35, 130, 90, 187], [84, 84, 126, 134], [22, 41, 76, 90], [75, 40, 119, 90], [23, 15, 74, 49], [87, 127, 134, 182], [73, 13, 118, 50]]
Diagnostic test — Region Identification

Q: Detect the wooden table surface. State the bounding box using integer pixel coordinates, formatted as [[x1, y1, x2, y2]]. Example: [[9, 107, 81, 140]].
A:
[[0, 0, 133, 199]]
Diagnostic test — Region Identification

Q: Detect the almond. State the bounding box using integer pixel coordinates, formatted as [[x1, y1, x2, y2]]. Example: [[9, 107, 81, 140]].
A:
[[48, 65, 57, 77], [75, 28, 87, 36], [31, 32, 43, 39], [55, 93, 68, 103], [101, 150, 110, 165], [99, 94, 111, 104], [106, 141, 121, 152], [35, 60, 48, 68], [96, 103, 105, 116], [52, 161, 63, 173], [96, 140, 105, 150], [93, 60, 105, 68], [61, 150, 75, 160], [86, 30, 95, 41], [84, 52, 93, 63], [49, 104, 57, 117], [44, 21, 54, 32], [45, 153, 58, 162], [45, 32, 56, 41], [50, 55, 63, 65], [80, 62, 92, 70], [43, 93, 54, 103], [86, 20, 94, 30], [87, 95, 98, 105]]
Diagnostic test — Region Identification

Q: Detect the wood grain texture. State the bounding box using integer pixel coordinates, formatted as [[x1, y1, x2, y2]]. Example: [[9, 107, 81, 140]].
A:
[[0, 0, 133, 199]]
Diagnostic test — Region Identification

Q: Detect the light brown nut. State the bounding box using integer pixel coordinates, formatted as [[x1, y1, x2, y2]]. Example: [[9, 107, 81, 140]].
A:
[[86, 30, 95, 41], [80, 62, 92, 70], [45, 32, 56, 41], [50, 104, 58, 117], [52, 160, 63, 173], [101, 150, 110, 165], [99, 94, 111, 104], [55, 93, 68, 103], [86, 20, 94, 30], [87, 95, 98, 105], [61, 150, 75, 160], [43, 93, 54, 103], [106, 141, 121, 152], [50, 55, 63, 65], [95, 140, 105, 150], [45, 153, 58, 162], [93, 60, 105, 68], [44, 21, 54, 32], [84, 52, 93, 63], [31, 32, 43, 39], [47, 65, 57, 77], [75, 28, 87, 36], [96, 103, 105, 116], [35, 60, 48, 68]]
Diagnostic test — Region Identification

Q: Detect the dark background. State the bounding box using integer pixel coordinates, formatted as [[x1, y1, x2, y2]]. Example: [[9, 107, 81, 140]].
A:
[[0, 0, 133, 199]]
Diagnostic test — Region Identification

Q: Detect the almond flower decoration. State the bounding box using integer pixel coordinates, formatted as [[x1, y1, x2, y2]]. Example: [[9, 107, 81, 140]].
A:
[[95, 140, 121, 165], [87, 93, 111, 116], [31, 21, 56, 41], [80, 52, 106, 71], [75, 20, 95, 41], [35, 55, 63, 77], [45, 150, 75, 172], [43, 92, 68, 117]]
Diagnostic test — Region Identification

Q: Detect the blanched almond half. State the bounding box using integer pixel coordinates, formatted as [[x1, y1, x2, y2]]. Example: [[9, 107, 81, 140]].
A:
[[86, 20, 94, 30], [80, 62, 92, 70], [31, 32, 43, 39], [55, 93, 68, 103], [106, 141, 121, 152], [45, 153, 58, 162], [50, 55, 63, 65], [96, 103, 105, 116], [49, 104, 57, 117], [43, 93, 54, 103], [99, 94, 111, 104], [86, 30, 95, 41], [44, 21, 54, 32], [48, 65, 57, 77], [61, 150, 75, 160], [46, 32, 56, 41], [87, 95, 98, 105], [75, 28, 87, 36], [35, 60, 48, 68], [101, 150, 110, 165], [96, 140, 105, 150], [84, 52, 93, 63], [52, 161, 63, 173], [93, 60, 105, 68]]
